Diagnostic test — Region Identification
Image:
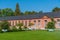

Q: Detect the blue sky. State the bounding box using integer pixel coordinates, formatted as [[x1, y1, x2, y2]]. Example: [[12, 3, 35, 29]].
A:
[[0, 0, 60, 12]]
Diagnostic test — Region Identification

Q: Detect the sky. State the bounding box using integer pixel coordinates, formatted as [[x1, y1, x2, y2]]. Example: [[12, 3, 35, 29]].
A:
[[0, 0, 60, 12]]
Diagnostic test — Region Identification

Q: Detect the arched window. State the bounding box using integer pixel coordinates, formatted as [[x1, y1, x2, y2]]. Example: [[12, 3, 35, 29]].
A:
[[44, 20, 47, 27], [34, 20, 36, 22], [45, 20, 47, 22], [38, 20, 40, 22], [38, 20, 40, 25], [25, 21, 27, 26]]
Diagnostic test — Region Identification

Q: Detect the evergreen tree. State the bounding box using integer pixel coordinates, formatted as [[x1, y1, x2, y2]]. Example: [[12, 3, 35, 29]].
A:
[[15, 3, 21, 16]]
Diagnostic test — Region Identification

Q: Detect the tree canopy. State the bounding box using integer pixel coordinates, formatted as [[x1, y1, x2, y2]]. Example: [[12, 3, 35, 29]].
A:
[[52, 7, 60, 12], [0, 21, 10, 30], [0, 8, 14, 17]]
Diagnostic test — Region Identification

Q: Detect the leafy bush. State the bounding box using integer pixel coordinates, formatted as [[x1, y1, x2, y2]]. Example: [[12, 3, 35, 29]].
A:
[[12, 26, 19, 32], [16, 23, 23, 30], [0, 21, 10, 32], [23, 26, 27, 30], [46, 22, 55, 29]]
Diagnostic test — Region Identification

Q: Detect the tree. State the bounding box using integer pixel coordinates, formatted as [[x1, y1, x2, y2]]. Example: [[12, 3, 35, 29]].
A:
[[15, 3, 21, 16], [0, 21, 10, 32], [24, 11, 31, 15], [5, 8, 14, 16], [1, 8, 14, 16], [1, 21, 10, 29], [31, 11, 37, 14], [24, 11, 37, 15], [46, 18, 55, 31], [46, 22, 55, 29], [51, 18, 56, 23], [52, 7, 60, 12], [20, 12, 24, 15]]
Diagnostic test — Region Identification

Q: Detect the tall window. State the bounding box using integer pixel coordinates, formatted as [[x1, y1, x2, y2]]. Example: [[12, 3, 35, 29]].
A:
[[12, 21, 14, 26], [15, 21, 17, 25], [38, 20, 40, 22], [38, 20, 40, 25], [59, 23, 60, 26], [22, 20, 23, 24], [25, 21, 27, 26], [9, 21, 11, 26], [57, 23, 60, 27], [44, 20, 47, 27], [33, 20, 36, 27], [19, 20, 20, 23]]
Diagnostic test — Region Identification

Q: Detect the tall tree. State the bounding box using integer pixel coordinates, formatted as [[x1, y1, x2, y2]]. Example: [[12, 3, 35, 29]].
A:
[[52, 7, 60, 12], [15, 3, 21, 16]]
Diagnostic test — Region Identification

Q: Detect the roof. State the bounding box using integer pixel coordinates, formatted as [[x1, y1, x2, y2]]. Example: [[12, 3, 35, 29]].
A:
[[0, 12, 60, 20]]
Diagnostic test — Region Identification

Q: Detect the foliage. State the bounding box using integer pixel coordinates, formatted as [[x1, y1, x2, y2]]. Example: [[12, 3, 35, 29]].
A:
[[0, 3, 43, 16], [51, 18, 56, 23], [0, 21, 10, 30], [1, 8, 14, 16], [15, 3, 21, 16], [52, 7, 60, 12], [46, 18, 55, 29], [0, 21, 10, 32], [24, 11, 31, 15], [23, 26, 27, 30], [12, 26, 19, 32], [46, 22, 55, 29], [16, 23, 23, 30], [24, 11, 37, 15], [29, 23, 34, 26]]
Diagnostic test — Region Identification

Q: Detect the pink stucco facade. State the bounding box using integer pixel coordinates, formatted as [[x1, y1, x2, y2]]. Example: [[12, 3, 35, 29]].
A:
[[7, 16, 60, 29]]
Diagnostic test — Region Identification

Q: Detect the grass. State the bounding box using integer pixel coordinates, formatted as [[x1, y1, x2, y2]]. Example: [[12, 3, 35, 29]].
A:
[[0, 30, 60, 40]]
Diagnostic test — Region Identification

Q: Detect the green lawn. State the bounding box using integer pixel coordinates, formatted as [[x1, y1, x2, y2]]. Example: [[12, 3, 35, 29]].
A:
[[0, 30, 60, 40]]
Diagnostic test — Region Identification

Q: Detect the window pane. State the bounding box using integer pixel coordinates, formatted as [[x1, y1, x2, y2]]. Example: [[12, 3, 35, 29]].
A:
[[34, 20, 36, 22], [38, 20, 40, 22], [25, 21, 27, 26], [45, 20, 47, 22]]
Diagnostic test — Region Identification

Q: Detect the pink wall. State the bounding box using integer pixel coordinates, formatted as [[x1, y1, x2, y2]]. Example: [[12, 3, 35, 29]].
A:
[[7, 16, 60, 29]]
